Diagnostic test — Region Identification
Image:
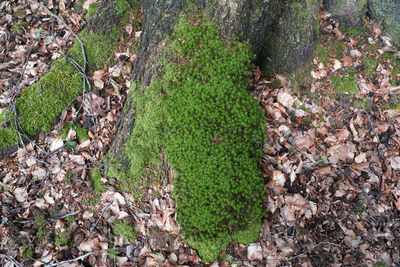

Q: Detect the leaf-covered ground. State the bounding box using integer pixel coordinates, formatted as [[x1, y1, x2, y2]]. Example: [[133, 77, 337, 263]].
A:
[[1, 1, 400, 266]]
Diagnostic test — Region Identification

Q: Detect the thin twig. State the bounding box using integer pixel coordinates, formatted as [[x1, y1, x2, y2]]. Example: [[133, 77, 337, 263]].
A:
[[90, 202, 112, 233], [54, 210, 81, 220], [285, 241, 341, 261], [44, 248, 124, 267], [0, 254, 22, 267]]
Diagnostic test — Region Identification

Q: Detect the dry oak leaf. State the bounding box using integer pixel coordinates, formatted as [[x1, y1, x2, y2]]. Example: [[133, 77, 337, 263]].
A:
[[328, 143, 356, 164], [294, 135, 313, 150], [78, 238, 100, 252]]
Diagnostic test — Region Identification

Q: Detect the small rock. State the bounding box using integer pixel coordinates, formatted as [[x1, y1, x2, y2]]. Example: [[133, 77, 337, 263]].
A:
[[247, 243, 262, 261], [168, 252, 177, 263]]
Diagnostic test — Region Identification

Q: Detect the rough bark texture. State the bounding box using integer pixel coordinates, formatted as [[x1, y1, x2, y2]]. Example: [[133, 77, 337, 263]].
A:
[[368, 0, 400, 46], [323, 0, 367, 28], [261, 0, 322, 73], [86, 0, 123, 35], [108, 0, 322, 161]]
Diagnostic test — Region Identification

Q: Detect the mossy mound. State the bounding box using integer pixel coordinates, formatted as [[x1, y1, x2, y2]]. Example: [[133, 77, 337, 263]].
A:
[[106, 16, 266, 262], [0, 0, 133, 153], [164, 17, 265, 260]]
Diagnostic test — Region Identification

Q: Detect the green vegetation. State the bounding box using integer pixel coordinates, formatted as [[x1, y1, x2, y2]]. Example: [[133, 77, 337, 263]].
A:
[[12, 8, 26, 17], [0, 0, 133, 151], [106, 81, 165, 198], [106, 16, 265, 262], [373, 262, 388, 267], [356, 205, 367, 214], [363, 55, 378, 77], [55, 231, 71, 247], [89, 169, 106, 193], [85, 2, 99, 19], [66, 215, 75, 224], [186, 221, 261, 262], [108, 248, 119, 258], [354, 98, 369, 110], [11, 21, 30, 33], [357, 0, 367, 11], [21, 242, 34, 259], [60, 122, 89, 140], [164, 17, 265, 260], [331, 75, 358, 95], [314, 39, 345, 66], [34, 214, 50, 244], [342, 26, 365, 37], [115, 0, 131, 16], [113, 220, 137, 242]]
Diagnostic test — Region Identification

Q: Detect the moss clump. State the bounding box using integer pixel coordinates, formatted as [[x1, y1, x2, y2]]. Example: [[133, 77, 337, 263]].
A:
[[106, 81, 165, 198], [85, 2, 99, 19], [21, 243, 34, 259], [0, 1, 132, 151], [164, 17, 265, 258], [341, 26, 365, 37], [187, 221, 261, 262], [113, 220, 137, 242], [115, 0, 131, 16], [89, 169, 106, 193], [55, 231, 71, 247], [60, 122, 89, 140], [11, 21, 30, 34], [331, 75, 358, 95], [34, 214, 50, 244], [363, 55, 378, 77]]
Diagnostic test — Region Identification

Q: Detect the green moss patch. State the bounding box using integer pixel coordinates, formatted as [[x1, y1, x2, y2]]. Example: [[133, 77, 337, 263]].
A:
[[186, 221, 261, 262], [0, 0, 132, 152], [113, 220, 137, 242], [60, 122, 89, 140], [85, 2, 99, 19], [106, 81, 165, 199], [363, 55, 378, 77], [164, 17, 265, 260], [89, 169, 106, 193], [331, 75, 358, 95], [106, 16, 265, 262]]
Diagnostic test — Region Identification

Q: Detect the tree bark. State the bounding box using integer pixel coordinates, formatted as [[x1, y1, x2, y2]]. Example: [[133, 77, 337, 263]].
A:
[[108, 0, 322, 162], [323, 0, 367, 28], [368, 0, 400, 46]]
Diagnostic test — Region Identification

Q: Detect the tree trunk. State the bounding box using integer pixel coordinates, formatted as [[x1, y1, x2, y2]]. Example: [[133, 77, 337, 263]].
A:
[[368, 0, 400, 46], [108, 0, 322, 162], [323, 0, 367, 28]]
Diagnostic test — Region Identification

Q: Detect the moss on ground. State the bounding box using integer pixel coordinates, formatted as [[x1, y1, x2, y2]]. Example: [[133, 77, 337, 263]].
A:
[[60, 122, 89, 140], [186, 221, 261, 262], [89, 169, 106, 193], [113, 220, 137, 242], [363, 55, 378, 77], [106, 16, 265, 262], [331, 75, 358, 95], [85, 2, 99, 19], [0, 0, 132, 152], [341, 26, 365, 37]]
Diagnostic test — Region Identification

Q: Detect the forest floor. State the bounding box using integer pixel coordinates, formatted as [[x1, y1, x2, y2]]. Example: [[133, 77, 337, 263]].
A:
[[1, 0, 400, 266]]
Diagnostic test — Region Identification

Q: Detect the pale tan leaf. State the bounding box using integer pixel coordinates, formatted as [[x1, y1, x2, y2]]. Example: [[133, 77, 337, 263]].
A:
[[13, 187, 28, 202]]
